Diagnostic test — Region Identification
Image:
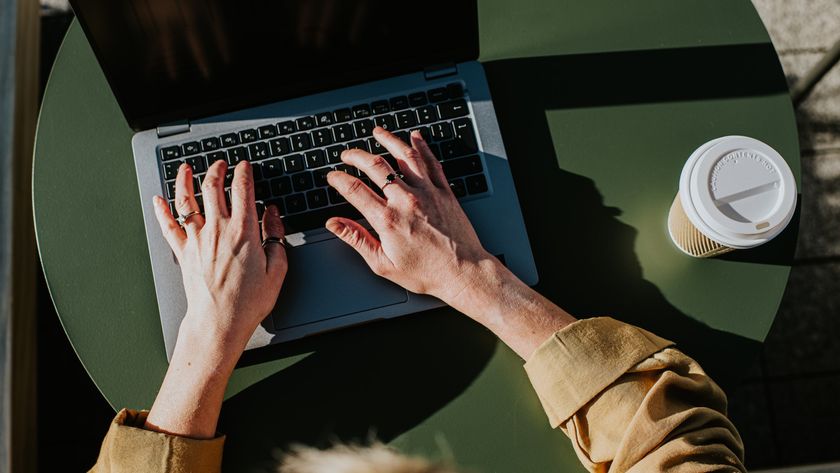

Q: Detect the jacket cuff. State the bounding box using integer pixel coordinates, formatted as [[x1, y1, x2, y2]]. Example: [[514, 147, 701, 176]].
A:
[[524, 317, 673, 428], [98, 409, 225, 473]]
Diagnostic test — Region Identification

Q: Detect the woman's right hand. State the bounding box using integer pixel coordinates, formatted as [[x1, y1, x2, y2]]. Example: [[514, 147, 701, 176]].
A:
[[325, 127, 498, 309]]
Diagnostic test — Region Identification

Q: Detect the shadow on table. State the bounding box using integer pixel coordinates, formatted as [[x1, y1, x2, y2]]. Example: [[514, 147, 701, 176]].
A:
[[482, 43, 792, 388], [218, 44, 794, 471]]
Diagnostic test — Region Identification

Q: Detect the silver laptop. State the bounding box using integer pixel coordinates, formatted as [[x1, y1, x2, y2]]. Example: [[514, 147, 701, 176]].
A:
[[69, 0, 538, 359]]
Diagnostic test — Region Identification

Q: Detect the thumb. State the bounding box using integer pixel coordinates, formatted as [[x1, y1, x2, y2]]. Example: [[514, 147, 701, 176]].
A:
[[326, 217, 392, 277]]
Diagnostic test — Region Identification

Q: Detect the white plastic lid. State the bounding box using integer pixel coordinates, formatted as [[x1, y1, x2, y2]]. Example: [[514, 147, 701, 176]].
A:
[[679, 136, 797, 249]]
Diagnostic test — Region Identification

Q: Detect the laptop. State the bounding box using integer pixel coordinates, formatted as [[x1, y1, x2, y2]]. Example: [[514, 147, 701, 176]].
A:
[[69, 0, 538, 359]]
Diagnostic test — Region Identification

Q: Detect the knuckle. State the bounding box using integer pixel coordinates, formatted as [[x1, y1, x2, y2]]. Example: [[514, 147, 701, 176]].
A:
[[232, 179, 252, 196], [403, 148, 421, 161], [402, 193, 421, 211], [345, 178, 366, 196], [371, 156, 391, 172], [175, 195, 192, 210], [202, 175, 221, 191], [379, 208, 399, 229]]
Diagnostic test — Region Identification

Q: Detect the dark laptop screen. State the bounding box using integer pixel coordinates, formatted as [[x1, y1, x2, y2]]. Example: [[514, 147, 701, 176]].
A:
[[70, 0, 479, 130]]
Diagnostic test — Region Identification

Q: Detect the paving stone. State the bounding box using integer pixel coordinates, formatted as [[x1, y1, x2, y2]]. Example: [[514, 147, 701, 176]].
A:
[[727, 382, 779, 469], [763, 261, 840, 377], [768, 375, 840, 465], [794, 149, 840, 258], [753, 0, 840, 52]]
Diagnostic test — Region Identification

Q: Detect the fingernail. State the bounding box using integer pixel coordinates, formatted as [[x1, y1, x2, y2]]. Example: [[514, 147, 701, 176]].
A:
[[328, 220, 345, 234]]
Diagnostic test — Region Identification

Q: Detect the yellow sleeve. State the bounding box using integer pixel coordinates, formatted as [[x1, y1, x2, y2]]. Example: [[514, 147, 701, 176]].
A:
[[524, 317, 745, 472], [89, 409, 225, 473]]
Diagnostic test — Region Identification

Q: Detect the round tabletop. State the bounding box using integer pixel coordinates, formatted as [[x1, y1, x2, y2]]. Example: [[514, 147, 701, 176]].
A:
[[34, 1, 800, 471]]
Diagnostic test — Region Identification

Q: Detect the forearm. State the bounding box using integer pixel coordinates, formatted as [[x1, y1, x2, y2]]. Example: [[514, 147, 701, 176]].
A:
[[144, 314, 244, 439], [451, 256, 577, 359]]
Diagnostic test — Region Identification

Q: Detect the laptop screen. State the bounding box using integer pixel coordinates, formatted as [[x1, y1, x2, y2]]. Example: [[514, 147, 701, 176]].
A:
[[70, 0, 479, 131]]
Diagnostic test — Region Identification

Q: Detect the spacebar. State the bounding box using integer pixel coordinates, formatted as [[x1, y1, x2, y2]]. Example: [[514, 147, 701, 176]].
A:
[[281, 203, 364, 234]]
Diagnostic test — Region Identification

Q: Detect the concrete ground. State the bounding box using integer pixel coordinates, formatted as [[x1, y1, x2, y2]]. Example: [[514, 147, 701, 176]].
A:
[[725, 1, 840, 469]]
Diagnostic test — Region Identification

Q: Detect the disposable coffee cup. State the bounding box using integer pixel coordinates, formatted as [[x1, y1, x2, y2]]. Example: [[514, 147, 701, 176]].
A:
[[668, 136, 797, 258]]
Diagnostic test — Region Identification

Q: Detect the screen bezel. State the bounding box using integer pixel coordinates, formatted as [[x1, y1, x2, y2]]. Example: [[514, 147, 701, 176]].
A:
[[68, 1, 480, 131]]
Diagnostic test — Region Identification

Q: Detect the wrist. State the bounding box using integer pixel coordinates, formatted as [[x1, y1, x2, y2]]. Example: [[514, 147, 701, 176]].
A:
[[176, 314, 247, 370], [443, 253, 518, 322]]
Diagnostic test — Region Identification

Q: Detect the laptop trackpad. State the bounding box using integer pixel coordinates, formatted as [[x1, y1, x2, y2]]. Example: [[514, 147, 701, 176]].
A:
[[272, 237, 408, 331]]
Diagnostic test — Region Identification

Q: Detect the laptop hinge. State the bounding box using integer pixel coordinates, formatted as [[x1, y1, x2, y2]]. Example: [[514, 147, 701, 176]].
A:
[[156, 121, 191, 138], [424, 63, 458, 80]]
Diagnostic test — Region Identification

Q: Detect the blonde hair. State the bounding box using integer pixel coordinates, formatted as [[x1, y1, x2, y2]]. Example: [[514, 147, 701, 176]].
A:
[[277, 443, 459, 473]]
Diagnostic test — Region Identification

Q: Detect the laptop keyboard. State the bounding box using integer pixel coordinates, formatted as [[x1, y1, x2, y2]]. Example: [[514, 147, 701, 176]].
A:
[[158, 82, 488, 234]]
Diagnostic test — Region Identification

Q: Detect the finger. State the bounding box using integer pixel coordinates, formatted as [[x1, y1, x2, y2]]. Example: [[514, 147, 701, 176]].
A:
[[261, 204, 288, 282], [325, 217, 393, 277], [230, 161, 258, 231], [410, 130, 448, 189], [201, 159, 229, 221], [372, 126, 428, 179], [340, 148, 407, 198], [174, 163, 205, 236], [153, 195, 186, 256], [327, 170, 387, 223]]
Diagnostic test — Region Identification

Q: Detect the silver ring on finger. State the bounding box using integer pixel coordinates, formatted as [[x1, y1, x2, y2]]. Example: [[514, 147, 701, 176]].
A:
[[262, 236, 286, 248], [380, 172, 405, 191], [176, 210, 202, 227]]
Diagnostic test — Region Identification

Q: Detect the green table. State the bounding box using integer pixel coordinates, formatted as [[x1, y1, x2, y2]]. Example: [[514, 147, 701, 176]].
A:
[[34, 1, 800, 471]]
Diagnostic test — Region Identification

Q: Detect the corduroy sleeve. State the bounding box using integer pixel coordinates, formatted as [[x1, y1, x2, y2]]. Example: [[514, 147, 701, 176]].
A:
[[524, 317, 746, 472], [88, 409, 225, 473]]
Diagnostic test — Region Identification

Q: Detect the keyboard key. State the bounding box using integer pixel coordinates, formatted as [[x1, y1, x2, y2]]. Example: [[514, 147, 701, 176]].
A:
[[311, 128, 334, 147], [306, 188, 329, 209], [332, 123, 355, 142], [220, 133, 239, 147], [262, 158, 284, 178], [352, 104, 372, 119], [428, 87, 448, 103], [162, 161, 181, 180], [201, 137, 220, 151], [427, 143, 441, 160], [382, 153, 399, 169], [166, 181, 176, 199], [182, 141, 201, 156], [353, 119, 374, 137], [346, 140, 369, 153], [264, 198, 285, 216], [446, 82, 464, 99], [161, 145, 182, 161], [304, 149, 326, 169], [328, 187, 346, 204], [408, 92, 428, 107], [248, 142, 270, 161], [168, 201, 177, 217], [394, 131, 410, 143], [258, 124, 278, 139], [368, 137, 386, 154], [281, 202, 362, 234], [437, 99, 469, 119], [389, 96, 409, 110], [326, 145, 345, 164], [290, 132, 312, 152], [335, 164, 360, 177], [313, 167, 333, 187], [374, 115, 397, 131], [452, 117, 477, 147], [439, 138, 475, 160], [277, 121, 296, 135], [283, 154, 304, 173], [372, 100, 390, 115], [291, 172, 314, 192], [430, 122, 453, 141], [296, 116, 315, 131], [185, 156, 207, 173], [224, 169, 235, 186], [315, 112, 333, 127], [227, 146, 248, 165], [269, 137, 291, 156], [285, 193, 307, 213], [207, 151, 226, 166], [411, 126, 431, 142], [449, 178, 466, 198], [333, 108, 352, 123], [271, 176, 293, 196], [255, 201, 265, 219], [395, 110, 418, 129], [253, 164, 263, 181], [465, 174, 488, 194], [416, 105, 438, 124], [442, 155, 482, 178], [239, 129, 258, 143], [255, 180, 271, 201]]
